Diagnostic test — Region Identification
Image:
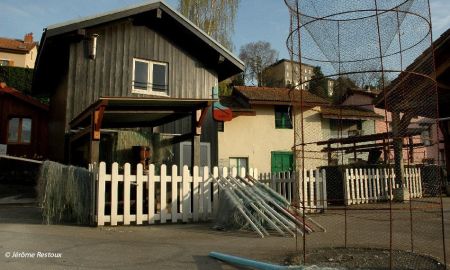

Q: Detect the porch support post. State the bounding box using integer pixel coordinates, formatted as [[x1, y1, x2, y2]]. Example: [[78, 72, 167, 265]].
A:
[[190, 107, 210, 168], [191, 110, 201, 168], [89, 105, 105, 166]]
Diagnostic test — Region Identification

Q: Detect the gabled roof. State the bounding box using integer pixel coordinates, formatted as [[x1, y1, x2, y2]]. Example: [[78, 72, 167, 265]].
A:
[[0, 37, 37, 54], [35, 0, 243, 84], [0, 83, 48, 111], [320, 106, 383, 120], [233, 86, 330, 106]]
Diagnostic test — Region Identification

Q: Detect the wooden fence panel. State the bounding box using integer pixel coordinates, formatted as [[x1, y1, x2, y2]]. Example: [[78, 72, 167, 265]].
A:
[[96, 163, 329, 225], [344, 167, 423, 205]]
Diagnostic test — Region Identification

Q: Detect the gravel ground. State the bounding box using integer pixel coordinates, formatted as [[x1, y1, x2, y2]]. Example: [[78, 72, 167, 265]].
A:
[[284, 247, 445, 270]]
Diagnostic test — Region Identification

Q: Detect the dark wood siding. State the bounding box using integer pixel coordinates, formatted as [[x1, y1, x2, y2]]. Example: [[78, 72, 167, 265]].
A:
[[159, 108, 218, 167], [65, 20, 218, 125]]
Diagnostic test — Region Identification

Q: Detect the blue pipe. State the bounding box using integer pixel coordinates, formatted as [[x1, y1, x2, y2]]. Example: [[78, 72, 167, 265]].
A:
[[208, 251, 305, 270]]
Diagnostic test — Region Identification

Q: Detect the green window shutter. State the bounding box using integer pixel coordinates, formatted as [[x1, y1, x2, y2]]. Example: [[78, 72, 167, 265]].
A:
[[271, 152, 294, 173]]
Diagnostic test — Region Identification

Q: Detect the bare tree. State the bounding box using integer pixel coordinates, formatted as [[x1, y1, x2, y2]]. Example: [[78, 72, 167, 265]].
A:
[[178, 0, 239, 51], [239, 41, 278, 86]]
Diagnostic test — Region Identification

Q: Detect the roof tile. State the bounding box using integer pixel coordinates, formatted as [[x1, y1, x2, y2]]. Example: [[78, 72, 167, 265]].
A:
[[233, 86, 330, 106], [0, 37, 36, 53]]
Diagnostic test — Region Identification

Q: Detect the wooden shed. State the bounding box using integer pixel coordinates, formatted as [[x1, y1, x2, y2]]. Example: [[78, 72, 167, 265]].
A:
[[0, 83, 48, 159], [32, 1, 243, 168]]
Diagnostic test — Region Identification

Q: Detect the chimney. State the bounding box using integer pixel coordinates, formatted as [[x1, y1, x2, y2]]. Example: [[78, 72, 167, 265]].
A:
[[24, 33, 33, 44]]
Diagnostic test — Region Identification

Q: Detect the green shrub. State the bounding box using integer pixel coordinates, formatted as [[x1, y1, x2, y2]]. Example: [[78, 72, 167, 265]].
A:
[[0, 66, 34, 94]]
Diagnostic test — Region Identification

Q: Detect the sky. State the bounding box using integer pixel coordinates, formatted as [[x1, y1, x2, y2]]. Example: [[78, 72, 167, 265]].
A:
[[1, 0, 450, 60]]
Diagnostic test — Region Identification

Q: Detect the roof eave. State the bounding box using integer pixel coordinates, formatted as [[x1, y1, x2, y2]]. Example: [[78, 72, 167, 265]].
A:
[[43, 1, 243, 73]]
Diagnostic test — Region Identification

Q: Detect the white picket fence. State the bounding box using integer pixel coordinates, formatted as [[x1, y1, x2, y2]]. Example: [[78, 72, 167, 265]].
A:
[[95, 162, 259, 226], [344, 167, 422, 205], [258, 169, 327, 212]]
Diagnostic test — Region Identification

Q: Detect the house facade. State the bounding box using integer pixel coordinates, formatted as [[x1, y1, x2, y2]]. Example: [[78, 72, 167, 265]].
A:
[[218, 86, 384, 173], [0, 83, 48, 159], [32, 1, 243, 168], [0, 33, 37, 68], [218, 86, 330, 173]]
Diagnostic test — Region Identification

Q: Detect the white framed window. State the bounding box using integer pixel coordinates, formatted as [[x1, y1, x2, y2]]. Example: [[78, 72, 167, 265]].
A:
[[132, 58, 168, 95], [8, 117, 32, 144], [230, 157, 248, 173]]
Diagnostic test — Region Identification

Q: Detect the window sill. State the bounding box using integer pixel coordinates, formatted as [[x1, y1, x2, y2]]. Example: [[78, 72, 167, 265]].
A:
[[132, 89, 169, 97]]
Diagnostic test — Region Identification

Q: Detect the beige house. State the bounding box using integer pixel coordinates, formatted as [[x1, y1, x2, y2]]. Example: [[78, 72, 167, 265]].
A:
[[0, 33, 37, 68], [218, 86, 330, 173], [218, 86, 385, 173]]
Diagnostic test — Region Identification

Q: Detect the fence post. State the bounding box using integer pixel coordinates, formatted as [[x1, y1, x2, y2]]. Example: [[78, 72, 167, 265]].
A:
[[182, 165, 190, 223], [374, 168, 380, 202], [160, 165, 167, 224], [193, 166, 200, 222], [97, 162, 106, 226], [213, 167, 219, 217], [111, 162, 119, 226], [171, 165, 179, 223], [89, 163, 98, 227], [202, 166, 211, 221], [309, 169, 315, 211], [345, 168, 350, 205], [314, 169, 321, 210], [148, 164, 156, 224], [363, 168, 369, 204], [135, 163, 143, 225], [417, 167, 423, 198], [124, 163, 131, 225], [271, 172, 276, 191]]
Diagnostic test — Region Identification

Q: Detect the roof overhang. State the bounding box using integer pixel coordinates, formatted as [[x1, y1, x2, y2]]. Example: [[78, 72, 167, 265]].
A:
[[0, 87, 48, 111], [70, 96, 214, 130]]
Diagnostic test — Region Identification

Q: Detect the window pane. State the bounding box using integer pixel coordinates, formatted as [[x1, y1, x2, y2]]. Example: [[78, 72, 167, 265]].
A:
[[8, 118, 19, 143], [230, 157, 248, 173], [21, 118, 32, 143], [134, 61, 148, 90], [152, 64, 167, 92], [275, 106, 292, 128]]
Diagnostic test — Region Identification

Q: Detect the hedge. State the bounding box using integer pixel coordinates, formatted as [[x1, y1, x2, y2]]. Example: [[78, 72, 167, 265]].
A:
[[0, 66, 34, 94]]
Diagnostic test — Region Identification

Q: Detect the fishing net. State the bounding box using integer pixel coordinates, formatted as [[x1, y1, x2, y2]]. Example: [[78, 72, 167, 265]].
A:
[[37, 161, 93, 225], [284, 0, 447, 268]]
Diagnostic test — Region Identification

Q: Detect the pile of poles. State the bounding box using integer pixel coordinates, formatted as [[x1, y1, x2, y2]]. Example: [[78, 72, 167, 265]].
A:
[[212, 174, 325, 238]]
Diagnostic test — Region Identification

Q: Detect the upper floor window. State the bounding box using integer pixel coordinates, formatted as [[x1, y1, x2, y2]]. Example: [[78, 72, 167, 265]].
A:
[[8, 118, 32, 144], [275, 106, 292, 129], [132, 58, 168, 95]]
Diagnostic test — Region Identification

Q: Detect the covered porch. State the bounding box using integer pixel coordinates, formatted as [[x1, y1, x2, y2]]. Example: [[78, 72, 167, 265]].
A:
[[67, 97, 213, 169]]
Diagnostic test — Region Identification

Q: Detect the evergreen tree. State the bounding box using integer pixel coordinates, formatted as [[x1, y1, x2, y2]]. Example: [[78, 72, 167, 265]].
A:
[[309, 66, 328, 99]]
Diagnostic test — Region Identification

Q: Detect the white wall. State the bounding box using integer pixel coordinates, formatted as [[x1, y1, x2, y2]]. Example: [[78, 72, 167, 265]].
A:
[[218, 105, 326, 173], [294, 108, 328, 170], [218, 105, 293, 172]]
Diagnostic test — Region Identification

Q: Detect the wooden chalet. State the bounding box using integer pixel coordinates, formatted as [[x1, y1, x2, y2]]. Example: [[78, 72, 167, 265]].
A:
[[32, 1, 244, 168], [0, 83, 48, 159]]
